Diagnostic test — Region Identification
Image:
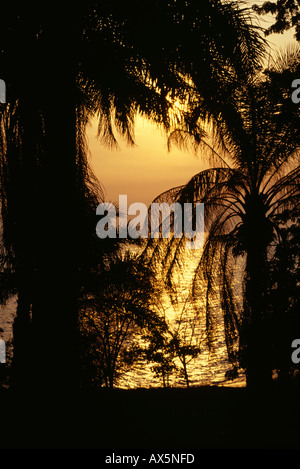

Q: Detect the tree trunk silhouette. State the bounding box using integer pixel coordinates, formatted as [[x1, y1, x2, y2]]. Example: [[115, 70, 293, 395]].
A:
[[182, 358, 190, 388], [9, 99, 43, 390], [244, 243, 273, 390], [33, 20, 79, 393], [10, 7, 83, 393]]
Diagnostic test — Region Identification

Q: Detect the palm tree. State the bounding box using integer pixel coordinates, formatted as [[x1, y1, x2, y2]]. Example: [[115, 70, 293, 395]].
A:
[[0, 1, 265, 391], [144, 46, 300, 389], [79, 249, 165, 388], [266, 206, 300, 384]]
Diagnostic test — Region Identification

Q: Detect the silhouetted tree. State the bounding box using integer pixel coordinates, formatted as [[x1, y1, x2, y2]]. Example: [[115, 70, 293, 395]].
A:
[[266, 208, 300, 384], [145, 339, 178, 388], [153, 291, 203, 388], [145, 46, 300, 390], [0, 1, 265, 391], [167, 306, 202, 388], [253, 1, 300, 41], [79, 250, 164, 388]]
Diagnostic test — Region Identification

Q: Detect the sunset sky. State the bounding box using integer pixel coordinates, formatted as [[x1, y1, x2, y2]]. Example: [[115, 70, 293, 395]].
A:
[[87, 3, 296, 208]]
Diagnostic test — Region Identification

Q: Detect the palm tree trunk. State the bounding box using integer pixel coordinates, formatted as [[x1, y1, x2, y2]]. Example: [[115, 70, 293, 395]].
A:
[[31, 31, 79, 393], [11, 7, 83, 393], [9, 101, 43, 390], [244, 245, 273, 390]]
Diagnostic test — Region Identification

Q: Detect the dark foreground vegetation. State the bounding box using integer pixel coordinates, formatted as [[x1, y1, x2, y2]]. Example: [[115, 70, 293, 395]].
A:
[[0, 1, 300, 451], [1, 382, 299, 449]]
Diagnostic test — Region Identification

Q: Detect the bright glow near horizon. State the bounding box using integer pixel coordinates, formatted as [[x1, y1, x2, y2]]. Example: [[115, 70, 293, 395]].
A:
[[87, 114, 211, 207]]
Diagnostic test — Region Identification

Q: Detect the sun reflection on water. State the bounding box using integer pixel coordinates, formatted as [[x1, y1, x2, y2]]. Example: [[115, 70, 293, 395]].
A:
[[118, 244, 246, 389]]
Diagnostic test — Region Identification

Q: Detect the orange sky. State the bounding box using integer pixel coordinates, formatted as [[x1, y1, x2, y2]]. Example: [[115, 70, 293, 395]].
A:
[[86, 115, 213, 207], [87, 5, 296, 208]]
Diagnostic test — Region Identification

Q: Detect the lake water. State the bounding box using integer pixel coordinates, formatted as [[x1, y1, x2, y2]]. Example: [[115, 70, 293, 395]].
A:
[[118, 247, 246, 389], [0, 251, 246, 388]]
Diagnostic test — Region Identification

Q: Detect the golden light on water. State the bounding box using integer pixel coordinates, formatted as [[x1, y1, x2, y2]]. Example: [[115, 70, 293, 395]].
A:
[[115, 244, 246, 389], [85, 6, 296, 389]]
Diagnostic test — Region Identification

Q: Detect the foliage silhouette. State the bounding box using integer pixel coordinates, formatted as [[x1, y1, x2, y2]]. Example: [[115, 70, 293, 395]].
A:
[[143, 278, 203, 388], [253, 1, 300, 41], [79, 249, 165, 388], [266, 207, 300, 384], [143, 46, 300, 389], [0, 1, 266, 391]]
